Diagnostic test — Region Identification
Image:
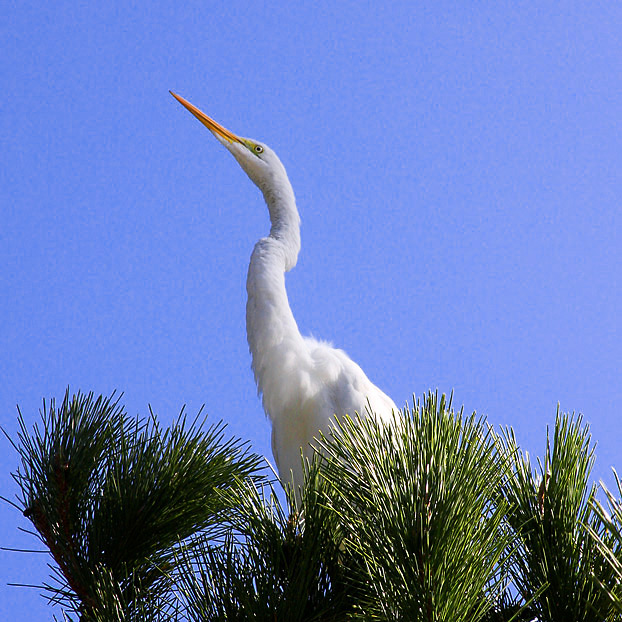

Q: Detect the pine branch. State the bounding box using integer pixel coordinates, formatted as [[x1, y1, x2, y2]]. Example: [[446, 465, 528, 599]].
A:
[[316, 392, 515, 622], [500, 409, 620, 622], [588, 469, 622, 615], [7, 389, 262, 620], [176, 464, 356, 621]]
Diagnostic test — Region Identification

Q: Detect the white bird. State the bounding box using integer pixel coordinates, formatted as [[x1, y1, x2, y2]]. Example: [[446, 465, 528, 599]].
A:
[[171, 92, 397, 489]]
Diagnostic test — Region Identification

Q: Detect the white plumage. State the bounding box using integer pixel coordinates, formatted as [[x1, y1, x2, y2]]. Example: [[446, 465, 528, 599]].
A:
[[171, 92, 397, 488]]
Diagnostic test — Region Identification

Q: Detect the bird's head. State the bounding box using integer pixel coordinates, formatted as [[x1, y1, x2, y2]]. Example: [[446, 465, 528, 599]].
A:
[[170, 91, 289, 196]]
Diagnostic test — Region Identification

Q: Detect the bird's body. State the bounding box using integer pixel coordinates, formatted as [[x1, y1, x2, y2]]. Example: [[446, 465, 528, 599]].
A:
[[171, 92, 397, 488]]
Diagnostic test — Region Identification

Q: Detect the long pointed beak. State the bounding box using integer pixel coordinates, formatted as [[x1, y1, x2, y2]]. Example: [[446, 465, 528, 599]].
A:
[[170, 91, 243, 145]]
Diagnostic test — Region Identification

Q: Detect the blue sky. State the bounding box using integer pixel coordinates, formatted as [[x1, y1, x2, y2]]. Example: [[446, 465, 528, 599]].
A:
[[1, 2, 621, 618]]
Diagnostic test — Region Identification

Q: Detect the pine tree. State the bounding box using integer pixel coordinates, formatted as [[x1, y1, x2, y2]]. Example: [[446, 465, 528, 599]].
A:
[[4, 390, 622, 621]]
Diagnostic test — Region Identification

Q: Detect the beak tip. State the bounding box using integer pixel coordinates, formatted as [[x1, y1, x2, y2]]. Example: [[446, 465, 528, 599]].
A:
[[170, 92, 242, 145]]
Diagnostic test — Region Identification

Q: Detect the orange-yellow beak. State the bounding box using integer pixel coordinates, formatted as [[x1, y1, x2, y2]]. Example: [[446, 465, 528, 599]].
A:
[[170, 91, 243, 145]]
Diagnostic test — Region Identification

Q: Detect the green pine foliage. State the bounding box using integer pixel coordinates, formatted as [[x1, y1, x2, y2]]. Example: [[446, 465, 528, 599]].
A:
[[588, 470, 622, 615], [176, 468, 353, 621], [5, 390, 622, 621], [5, 390, 262, 620], [317, 393, 514, 621], [500, 411, 621, 621]]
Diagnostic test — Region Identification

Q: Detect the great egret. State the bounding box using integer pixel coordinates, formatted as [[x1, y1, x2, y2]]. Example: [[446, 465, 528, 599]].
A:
[[171, 92, 397, 488]]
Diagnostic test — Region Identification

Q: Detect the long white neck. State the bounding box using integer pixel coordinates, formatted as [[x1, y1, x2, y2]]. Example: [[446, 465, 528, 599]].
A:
[[246, 178, 303, 395]]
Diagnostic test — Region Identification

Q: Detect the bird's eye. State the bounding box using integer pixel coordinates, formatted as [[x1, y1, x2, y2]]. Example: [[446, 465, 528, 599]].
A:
[[254, 145, 264, 154]]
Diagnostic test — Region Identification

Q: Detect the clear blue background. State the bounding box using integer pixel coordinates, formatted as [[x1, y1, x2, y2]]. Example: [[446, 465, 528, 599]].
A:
[[2, 2, 620, 619]]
